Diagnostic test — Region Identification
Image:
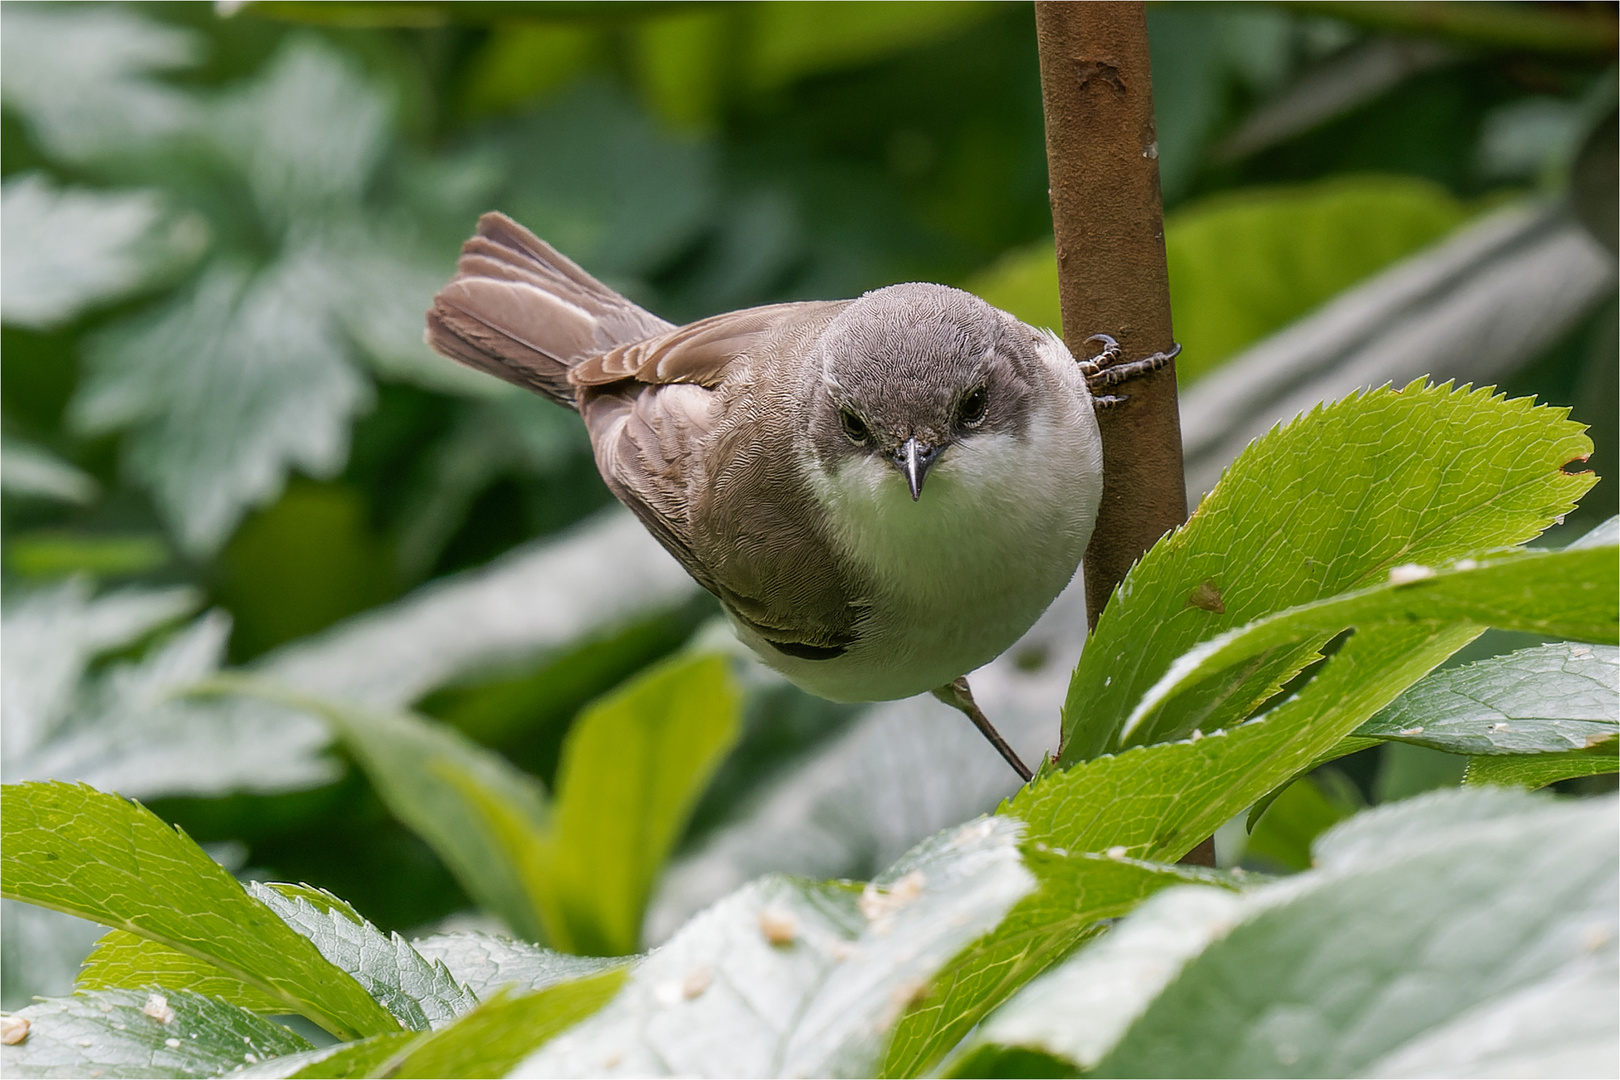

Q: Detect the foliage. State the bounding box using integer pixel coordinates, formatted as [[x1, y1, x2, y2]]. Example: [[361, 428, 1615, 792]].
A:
[[2, 1, 1616, 1076]]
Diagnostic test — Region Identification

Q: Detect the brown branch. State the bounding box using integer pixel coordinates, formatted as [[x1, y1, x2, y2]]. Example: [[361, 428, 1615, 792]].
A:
[[1037, 5, 1211, 867], [1035, 1, 1188, 635]]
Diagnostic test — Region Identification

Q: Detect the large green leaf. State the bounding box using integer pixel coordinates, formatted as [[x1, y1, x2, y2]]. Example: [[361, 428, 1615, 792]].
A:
[[246, 884, 476, 1032], [1355, 642, 1617, 755], [0, 781, 397, 1040], [0, 988, 311, 1080], [518, 816, 1036, 1077], [879, 849, 1242, 1078], [968, 789, 1618, 1078], [1063, 382, 1595, 764], [538, 651, 743, 956], [1022, 618, 1485, 861], [1119, 545, 1618, 750], [1097, 791, 1619, 1077]]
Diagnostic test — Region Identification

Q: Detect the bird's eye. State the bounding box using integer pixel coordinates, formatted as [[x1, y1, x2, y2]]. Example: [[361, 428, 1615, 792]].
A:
[[957, 386, 989, 427], [840, 408, 871, 444]]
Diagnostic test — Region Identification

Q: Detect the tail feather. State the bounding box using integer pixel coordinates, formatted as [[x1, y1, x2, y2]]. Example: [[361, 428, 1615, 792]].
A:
[[425, 212, 672, 408]]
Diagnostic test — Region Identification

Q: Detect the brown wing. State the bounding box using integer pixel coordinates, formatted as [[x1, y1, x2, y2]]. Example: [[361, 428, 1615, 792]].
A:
[[576, 302, 868, 657]]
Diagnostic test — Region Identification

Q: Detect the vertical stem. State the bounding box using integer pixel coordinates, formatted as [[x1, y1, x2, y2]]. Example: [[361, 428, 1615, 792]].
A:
[[1037, 5, 1212, 867], [1034, 1, 1188, 633]]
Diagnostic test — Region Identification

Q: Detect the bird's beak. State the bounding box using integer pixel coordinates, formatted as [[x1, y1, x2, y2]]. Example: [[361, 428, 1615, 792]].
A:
[[896, 437, 940, 501]]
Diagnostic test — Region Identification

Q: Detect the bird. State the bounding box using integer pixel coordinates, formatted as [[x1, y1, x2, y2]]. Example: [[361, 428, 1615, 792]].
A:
[[426, 212, 1176, 780]]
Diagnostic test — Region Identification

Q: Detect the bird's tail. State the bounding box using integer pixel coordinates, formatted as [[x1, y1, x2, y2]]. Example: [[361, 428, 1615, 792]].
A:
[[425, 212, 672, 409]]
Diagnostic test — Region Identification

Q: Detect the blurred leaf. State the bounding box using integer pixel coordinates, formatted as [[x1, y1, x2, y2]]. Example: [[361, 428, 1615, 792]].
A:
[[411, 931, 623, 998], [1121, 545, 1617, 754], [967, 177, 1471, 380], [631, 9, 728, 131], [1064, 382, 1596, 764], [0, 987, 312, 1079], [0, 5, 201, 164], [744, 2, 1000, 93], [460, 23, 601, 120], [540, 651, 743, 955], [487, 81, 716, 280], [881, 848, 1242, 1078], [71, 254, 372, 556], [1356, 642, 1618, 755], [7, 533, 168, 580], [0, 174, 206, 331], [246, 882, 477, 1032], [384, 970, 625, 1079], [8, 610, 337, 800], [1165, 177, 1470, 381], [1282, 1, 1620, 56], [221, 679, 554, 943], [1464, 739, 1619, 789], [216, 482, 396, 660], [1096, 790, 1619, 1077], [0, 579, 197, 764], [0, 436, 98, 505], [206, 38, 391, 228], [1242, 772, 1360, 873], [0, 781, 398, 1040], [519, 816, 1034, 1077]]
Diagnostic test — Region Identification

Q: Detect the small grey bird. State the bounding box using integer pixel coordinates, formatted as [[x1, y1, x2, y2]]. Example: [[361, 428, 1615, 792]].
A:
[[427, 213, 1173, 779]]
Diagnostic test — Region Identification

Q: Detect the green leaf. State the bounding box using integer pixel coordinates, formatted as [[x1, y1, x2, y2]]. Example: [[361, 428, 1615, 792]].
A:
[[1063, 382, 1594, 764], [411, 932, 623, 998], [541, 651, 743, 955], [72, 256, 372, 556], [0, 781, 398, 1040], [973, 789, 1618, 1077], [1356, 643, 1617, 754], [0, 437, 99, 505], [383, 969, 626, 1079], [1094, 790, 1618, 1077], [1464, 739, 1619, 789], [1022, 619, 1485, 861], [78, 931, 289, 1014], [880, 849, 1243, 1078], [0, 174, 204, 331], [519, 816, 1036, 1077], [216, 678, 554, 944], [0, 988, 311, 1079], [234, 1033, 418, 1080], [246, 883, 477, 1032], [1121, 545, 1618, 750]]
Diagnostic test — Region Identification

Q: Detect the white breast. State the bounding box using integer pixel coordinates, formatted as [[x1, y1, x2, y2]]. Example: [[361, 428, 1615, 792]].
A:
[[748, 342, 1103, 702]]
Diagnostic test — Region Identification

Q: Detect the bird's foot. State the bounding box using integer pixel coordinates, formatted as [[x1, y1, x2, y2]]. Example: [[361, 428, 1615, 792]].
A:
[[1077, 334, 1181, 409], [932, 676, 1033, 782]]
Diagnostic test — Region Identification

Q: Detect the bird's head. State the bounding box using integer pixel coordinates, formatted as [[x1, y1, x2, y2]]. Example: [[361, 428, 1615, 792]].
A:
[[809, 283, 1041, 501]]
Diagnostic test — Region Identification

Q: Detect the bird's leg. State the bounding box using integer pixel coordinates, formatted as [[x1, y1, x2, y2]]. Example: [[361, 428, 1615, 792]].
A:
[[1078, 333, 1181, 409], [932, 677, 1033, 782]]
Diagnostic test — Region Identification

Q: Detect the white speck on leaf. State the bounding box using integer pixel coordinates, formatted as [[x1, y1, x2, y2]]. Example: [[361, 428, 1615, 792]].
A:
[[682, 966, 712, 999], [1388, 564, 1435, 584], [1399, 726, 1424, 736], [142, 994, 175, 1025], [165, 1038, 181, 1049], [1106, 845, 1128, 860], [1, 1016, 30, 1045], [758, 906, 798, 946], [859, 872, 926, 920]]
